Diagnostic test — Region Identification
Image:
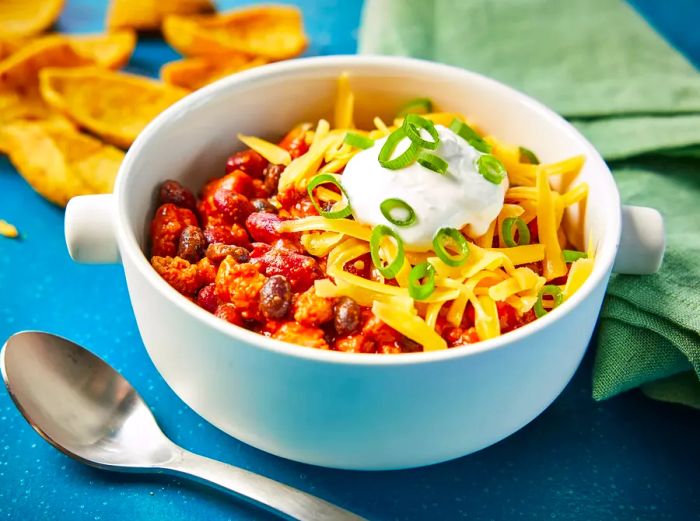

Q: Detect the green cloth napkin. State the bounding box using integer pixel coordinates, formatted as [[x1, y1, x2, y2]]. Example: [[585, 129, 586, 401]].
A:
[[359, 0, 700, 407]]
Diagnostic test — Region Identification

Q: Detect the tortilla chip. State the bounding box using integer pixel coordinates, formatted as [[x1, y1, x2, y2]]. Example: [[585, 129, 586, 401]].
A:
[[0, 35, 90, 88], [107, 0, 215, 32], [0, 37, 22, 60], [0, 36, 91, 128], [0, 219, 19, 238], [0, 0, 65, 39], [68, 31, 136, 70], [162, 5, 307, 60], [160, 54, 268, 90], [1, 121, 123, 206], [39, 67, 189, 148]]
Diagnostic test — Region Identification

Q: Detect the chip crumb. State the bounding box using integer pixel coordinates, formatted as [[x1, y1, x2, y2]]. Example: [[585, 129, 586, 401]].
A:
[[0, 220, 19, 238]]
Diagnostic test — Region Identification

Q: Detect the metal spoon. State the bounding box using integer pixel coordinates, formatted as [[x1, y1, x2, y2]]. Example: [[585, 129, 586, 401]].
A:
[[1, 331, 365, 521]]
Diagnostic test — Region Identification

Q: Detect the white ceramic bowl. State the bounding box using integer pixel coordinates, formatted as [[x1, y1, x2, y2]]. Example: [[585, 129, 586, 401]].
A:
[[64, 56, 664, 470]]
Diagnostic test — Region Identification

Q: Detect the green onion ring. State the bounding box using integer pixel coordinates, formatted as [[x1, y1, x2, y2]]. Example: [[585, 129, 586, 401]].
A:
[[380, 198, 416, 227], [563, 250, 588, 263], [502, 217, 531, 247], [534, 285, 564, 318], [402, 114, 440, 150], [397, 97, 433, 117], [432, 227, 470, 267], [518, 146, 540, 165], [370, 225, 405, 279], [307, 173, 353, 219], [378, 128, 420, 170], [417, 151, 448, 175], [449, 118, 492, 153], [477, 155, 507, 184], [408, 262, 436, 300], [344, 132, 374, 150]]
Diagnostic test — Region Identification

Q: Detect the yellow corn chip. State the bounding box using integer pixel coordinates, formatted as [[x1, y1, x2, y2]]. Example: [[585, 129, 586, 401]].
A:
[[0, 36, 90, 127], [0, 121, 123, 206], [0, 0, 65, 39], [68, 31, 136, 70], [163, 5, 307, 60], [160, 54, 268, 90], [0, 37, 23, 60], [0, 219, 19, 238], [0, 35, 91, 88], [107, 0, 215, 32], [40, 67, 189, 148]]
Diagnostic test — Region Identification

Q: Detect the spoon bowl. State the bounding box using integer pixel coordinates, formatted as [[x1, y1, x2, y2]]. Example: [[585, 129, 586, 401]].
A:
[[1, 331, 173, 469], [1, 331, 364, 521]]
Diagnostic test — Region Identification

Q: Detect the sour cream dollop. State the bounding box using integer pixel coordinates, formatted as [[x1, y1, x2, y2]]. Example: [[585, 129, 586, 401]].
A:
[[341, 124, 508, 251]]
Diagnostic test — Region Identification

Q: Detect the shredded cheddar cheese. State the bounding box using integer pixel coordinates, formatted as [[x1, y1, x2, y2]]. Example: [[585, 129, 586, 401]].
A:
[[236, 134, 291, 166], [239, 76, 593, 351], [334, 73, 354, 130]]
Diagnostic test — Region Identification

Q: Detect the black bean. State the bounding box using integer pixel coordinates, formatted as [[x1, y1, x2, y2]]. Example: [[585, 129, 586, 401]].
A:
[[159, 180, 196, 211], [259, 275, 292, 319], [205, 243, 250, 264], [401, 337, 423, 353], [251, 198, 278, 214], [262, 164, 284, 195], [334, 296, 361, 336], [177, 226, 206, 262]]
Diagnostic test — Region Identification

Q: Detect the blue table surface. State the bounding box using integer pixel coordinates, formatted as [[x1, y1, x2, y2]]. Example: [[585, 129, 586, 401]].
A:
[[2, 1, 700, 520]]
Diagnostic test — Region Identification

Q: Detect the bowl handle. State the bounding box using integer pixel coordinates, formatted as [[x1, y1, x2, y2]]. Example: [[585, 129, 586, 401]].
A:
[[64, 194, 120, 264], [612, 205, 665, 275]]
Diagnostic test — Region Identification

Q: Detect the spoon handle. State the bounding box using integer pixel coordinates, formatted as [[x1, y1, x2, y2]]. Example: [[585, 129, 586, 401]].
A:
[[160, 448, 366, 521]]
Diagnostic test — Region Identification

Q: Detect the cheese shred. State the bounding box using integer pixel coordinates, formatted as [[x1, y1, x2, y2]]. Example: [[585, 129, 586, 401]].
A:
[[235, 80, 594, 351]]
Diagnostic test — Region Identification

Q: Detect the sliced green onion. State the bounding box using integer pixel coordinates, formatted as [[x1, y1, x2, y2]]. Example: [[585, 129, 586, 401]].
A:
[[502, 217, 531, 247], [449, 118, 492, 153], [477, 155, 507, 184], [378, 127, 420, 170], [408, 262, 436, 300], [417, 151, 448, 175], [534, 285, 564, 318], [432, 227, 470, 267], [518, 146, 540, 165], [402, 114, 439, 150], [380, 198, 416, 227], [307, 173, 353, 219], [370, 225, 405, 279], [344, 132, 374, 150], [398, 97, 433, 116], [563, 250, 588, 263]]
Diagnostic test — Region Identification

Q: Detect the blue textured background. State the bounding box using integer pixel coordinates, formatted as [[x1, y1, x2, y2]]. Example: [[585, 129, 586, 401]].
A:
[[2, 1, 700, 520]]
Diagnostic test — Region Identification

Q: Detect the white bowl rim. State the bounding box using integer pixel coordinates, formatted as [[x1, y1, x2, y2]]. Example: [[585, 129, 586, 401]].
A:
[[114, 54, 620, 367]]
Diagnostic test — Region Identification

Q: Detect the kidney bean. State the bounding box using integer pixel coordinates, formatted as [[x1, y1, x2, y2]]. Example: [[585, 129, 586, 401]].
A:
[[253, 248, 321, 292], [203, 224, 250, 247], [259, 275, 292, 319], [177, 225, 206, 263], [196, 283, 218, 313], [225, 150, 268, 179], [213, 189, 255, 225], [158, 180, 197, 211], [333, 296, 361, 336], [249, 242, 272, 258], [213, 189, 255, 223], [206, 243, 250, 264], [246, 212, 283, 243], [262, 164, 284, 195], [217, 170, 254, 198], [251, 198, 278, 214]]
